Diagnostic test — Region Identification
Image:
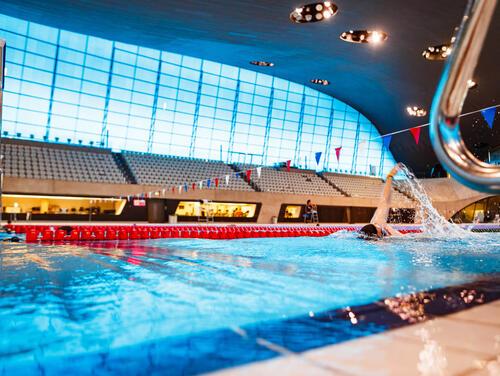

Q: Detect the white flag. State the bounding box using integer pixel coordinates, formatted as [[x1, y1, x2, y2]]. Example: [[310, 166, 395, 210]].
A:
[[178, 185, 182, 194], [161, 188, 165, 195], [256, 167, 262, 178], [358, 140, 366, 153], [225, 175, 230, 185], [199, 181, 203, 189]]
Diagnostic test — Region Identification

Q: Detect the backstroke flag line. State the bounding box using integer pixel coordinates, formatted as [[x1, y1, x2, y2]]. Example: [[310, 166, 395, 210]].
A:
[[335, 147, 342, 162], [382, 135, 392, 149], [481, 107, 496, 129], [315, 152, 322, 165], [410, 127, 421, 145]]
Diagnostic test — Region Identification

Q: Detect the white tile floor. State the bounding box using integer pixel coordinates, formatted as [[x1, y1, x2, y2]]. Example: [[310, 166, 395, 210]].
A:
[[210, 302, 500, 376]]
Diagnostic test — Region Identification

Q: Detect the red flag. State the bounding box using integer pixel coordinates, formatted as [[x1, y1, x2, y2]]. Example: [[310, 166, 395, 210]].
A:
[[335, 147, 342, 162], [410, 127, 421, 145], [192, 183, 196, 190], [246, 170, 252, 181], [286, 160, 291, 172], [215, 178, 219, 187]]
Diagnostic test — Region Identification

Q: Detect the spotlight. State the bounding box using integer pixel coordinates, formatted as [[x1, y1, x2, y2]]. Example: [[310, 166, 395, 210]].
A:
[[406, 106, 427, 117], [370, 31, 383, 44], [340, 30, 388, 44], [310, 78, 329, 85], [467, 79, 478, 90], [290, 2, 338, 23], [422, 44, 452, 61], [249, 61, 275, 67]]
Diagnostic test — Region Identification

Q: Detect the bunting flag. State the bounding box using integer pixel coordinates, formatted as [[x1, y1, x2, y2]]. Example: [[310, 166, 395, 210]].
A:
[[382, 135, 392, 149], [192, 183, 196, 191], [335, 147, 342, 162], [246, 169, 252, 181], [199, 181, 203, 189], [235, 172, 240, 179], [315, 152, 322, 165], [256, 167, 262, 178], [207, 179, 211, 188], [184, 183, 188, 192], [410, 126, 421, 145], [178, 185, 182, 194], [286, 160, 291, 172], [172, 187, 175, 193], [481, 107, 496, 129], [225, 175, 230, 185], [161, 188, 165, 195], [215, 178, 219, 187]]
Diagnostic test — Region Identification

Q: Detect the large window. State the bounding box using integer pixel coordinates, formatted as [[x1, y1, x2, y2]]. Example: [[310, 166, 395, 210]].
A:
[[0, 13, 396, 176]]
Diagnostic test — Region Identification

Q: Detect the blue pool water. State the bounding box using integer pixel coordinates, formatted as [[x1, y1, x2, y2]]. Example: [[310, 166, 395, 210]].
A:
[[1, 232, 499, 374]]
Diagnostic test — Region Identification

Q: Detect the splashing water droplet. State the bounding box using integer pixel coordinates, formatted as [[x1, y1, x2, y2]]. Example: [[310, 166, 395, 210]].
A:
[[394, 164, 469, 237]]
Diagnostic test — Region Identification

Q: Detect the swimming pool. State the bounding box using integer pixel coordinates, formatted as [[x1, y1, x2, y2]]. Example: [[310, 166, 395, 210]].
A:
[[1, 231, 499, 374]]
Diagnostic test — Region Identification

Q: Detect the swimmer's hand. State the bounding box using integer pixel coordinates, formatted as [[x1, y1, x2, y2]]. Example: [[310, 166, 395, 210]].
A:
[[387, 164, 401, 178]]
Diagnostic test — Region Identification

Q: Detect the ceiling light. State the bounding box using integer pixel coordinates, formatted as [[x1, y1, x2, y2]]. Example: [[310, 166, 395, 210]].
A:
[[406, 106, 427, 117], [310, 78, 329, 86], [422, 44, 452, 61], [290, 2, 338, 23], [340, 30, 388, 44], [250, 61, 275, 67], [467, 79, 478, 89]]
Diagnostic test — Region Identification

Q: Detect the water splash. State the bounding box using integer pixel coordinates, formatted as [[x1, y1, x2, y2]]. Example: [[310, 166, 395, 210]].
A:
[[395, 164, 469, 237]]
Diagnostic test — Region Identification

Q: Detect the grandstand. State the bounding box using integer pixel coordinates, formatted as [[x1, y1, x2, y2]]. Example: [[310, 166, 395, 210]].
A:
[[235, 165, 344, 196], [322, 172, 414, 205], [0, 138, 415, 206], [122, 152, 254, 191], [1, 138, 127, 184]]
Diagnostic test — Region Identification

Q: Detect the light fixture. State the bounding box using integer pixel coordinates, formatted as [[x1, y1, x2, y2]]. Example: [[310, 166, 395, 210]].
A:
[[290, 2, 338, 23], [406, 106, 427, 117], [422, 44, 452, 61], [310, 78, 329, 86], [249, 61, 275, 67], [467, 79, 478, 90], [340, 30, 388, 44]]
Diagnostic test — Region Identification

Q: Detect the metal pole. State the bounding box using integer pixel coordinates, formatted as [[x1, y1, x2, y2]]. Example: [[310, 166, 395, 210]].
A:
[[429, 0, 499, 193]]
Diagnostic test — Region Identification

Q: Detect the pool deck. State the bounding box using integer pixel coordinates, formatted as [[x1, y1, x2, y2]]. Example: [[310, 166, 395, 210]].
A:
[[211, 301, 500, 376]]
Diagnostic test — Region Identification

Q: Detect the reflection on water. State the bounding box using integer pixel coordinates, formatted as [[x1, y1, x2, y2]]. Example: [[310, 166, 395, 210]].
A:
[[0, 233, 499, 374]]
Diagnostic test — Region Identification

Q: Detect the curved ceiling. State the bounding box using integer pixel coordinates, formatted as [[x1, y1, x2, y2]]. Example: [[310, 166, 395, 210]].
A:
[[1, 0, 499, 175]]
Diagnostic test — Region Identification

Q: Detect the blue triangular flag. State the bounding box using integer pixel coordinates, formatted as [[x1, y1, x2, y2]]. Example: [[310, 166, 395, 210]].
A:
[[382, 135, 392, 150], [207, 179, 211, 188], [315, 152, 322, 165], [481, 107, 496, 129]]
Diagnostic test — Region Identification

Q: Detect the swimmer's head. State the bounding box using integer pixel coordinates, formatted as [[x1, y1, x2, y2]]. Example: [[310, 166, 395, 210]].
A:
[[358, 224, 382, 240]]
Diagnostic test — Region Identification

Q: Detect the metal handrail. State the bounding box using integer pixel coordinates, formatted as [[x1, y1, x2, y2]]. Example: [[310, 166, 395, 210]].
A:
[[429, 0, 499, 193]]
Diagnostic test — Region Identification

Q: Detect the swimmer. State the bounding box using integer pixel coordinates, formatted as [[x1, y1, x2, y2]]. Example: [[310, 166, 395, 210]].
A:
[[359, 163, 403, 240]]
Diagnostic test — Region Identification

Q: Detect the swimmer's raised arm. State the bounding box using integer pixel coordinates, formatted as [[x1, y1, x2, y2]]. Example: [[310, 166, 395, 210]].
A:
[[370, 164, 401, 225]]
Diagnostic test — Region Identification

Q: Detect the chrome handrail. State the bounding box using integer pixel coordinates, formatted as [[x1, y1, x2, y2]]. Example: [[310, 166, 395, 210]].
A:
[[430, 0, 499, 193]]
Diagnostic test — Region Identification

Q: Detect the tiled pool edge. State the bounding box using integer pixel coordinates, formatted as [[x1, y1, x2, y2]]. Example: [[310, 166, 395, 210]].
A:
[[4, 275, 497, 375]]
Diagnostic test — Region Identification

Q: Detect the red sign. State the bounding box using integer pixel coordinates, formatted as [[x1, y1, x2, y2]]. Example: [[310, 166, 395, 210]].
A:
[[133, 199, 146, 207]]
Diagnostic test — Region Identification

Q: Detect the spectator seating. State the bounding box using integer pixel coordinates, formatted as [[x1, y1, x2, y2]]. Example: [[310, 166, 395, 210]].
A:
[[123, 152, 254, 191], [0, 138, 127, 184], [236, 165, 345, 196], [322, 172, 414, 205]]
